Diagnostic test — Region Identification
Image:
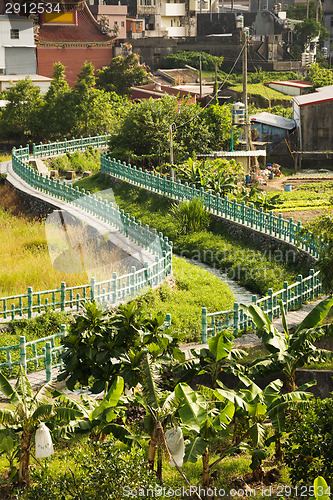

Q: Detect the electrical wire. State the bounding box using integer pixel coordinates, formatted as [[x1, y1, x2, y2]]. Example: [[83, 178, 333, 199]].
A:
[[172, 39, 246, 132]]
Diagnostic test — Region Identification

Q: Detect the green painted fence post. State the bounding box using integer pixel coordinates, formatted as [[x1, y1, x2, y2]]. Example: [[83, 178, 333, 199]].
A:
[[60, 282, 66, 311], [165, 313, 171, 328], [27, 286, 33, 319], [130, 266, 136, 296], [278, 213, 282, 239], [202, 307, 207, 344], [309, 268, 314, 300], [267, 289, 273, 320], [233, 302, 239, 337], [45, 342, 52, 382], [283, 281, 288, 310], [297, 275, 303, 307], [61, 324, 67, 338], [90, 277, 96, 301], [20, 336, 27, 372]]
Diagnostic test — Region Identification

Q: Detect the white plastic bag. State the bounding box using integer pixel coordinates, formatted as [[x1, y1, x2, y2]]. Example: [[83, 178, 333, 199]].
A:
[[35, 423, 54, 458], [165, 426, 185, 467]]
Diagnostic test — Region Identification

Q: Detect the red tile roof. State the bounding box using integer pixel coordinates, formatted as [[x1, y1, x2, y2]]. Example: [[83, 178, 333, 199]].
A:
[[38, 2, 114, 43]]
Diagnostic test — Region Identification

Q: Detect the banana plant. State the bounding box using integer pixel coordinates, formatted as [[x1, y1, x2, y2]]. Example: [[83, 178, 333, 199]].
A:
[[0, 366, 88, 486], [176, 157, 207, 189], [133, 353, 179, 483], [175, 382, 236, 488], [242, 296, 333, 392], [175, 330, 247, 389], [216, 374, 314, 477], [206, 173, 238, 197], [253, 191, 282, 211]]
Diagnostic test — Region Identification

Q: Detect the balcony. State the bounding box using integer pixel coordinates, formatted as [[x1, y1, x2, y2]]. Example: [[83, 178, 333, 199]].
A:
[[165, 26, 186, 36], [161, 3, 186, 16]]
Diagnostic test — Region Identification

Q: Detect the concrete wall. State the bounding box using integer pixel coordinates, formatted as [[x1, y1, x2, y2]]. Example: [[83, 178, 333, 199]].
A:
[[0, 16, 36, 74], [300, 101, 333, 152]]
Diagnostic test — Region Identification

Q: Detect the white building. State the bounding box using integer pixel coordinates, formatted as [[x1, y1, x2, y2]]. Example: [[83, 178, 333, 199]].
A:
[[138, 0, 219, 37], [0, 75, 52, 94], [0, 15, 36, 75]]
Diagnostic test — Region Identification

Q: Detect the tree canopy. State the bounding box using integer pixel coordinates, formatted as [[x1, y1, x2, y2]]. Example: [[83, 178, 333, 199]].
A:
[[304, 63, 333, 88], [163, 51, 224, 72], [96, 54, 152, 96]]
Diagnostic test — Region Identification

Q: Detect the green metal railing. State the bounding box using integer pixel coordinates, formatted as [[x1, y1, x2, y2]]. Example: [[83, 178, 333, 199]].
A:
[[1, 313, 172, 382], [0, 325, 67, 382], [7, 136, 324, 370], [202, 269, 322, 342], [32, 134, 111, 158], [100, 154, 319, 258], [5, 144, 172, 320]]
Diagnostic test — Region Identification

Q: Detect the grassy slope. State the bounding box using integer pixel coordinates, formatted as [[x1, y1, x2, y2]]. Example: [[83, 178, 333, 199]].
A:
[[0, 202, 88, 297], [74, 174, 299, 296], [135, 255, 235, 342], [230, 82, 292, 101]]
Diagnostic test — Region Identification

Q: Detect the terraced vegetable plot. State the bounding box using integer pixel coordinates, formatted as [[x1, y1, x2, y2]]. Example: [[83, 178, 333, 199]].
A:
[[273, 181, 333, 212]]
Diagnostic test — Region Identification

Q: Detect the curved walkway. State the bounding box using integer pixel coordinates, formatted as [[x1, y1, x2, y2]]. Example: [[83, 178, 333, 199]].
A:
[[1, 160, 156, 269]]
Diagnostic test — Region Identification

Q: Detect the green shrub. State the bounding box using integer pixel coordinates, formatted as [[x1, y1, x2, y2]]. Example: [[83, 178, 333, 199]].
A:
[[284, 397, 333, 486], [48, 149, 100, 176], [170, 198, 211, 234], [164, 50, 223, 71], [23, 438, 160, 500], [0, 173, 7, 185]]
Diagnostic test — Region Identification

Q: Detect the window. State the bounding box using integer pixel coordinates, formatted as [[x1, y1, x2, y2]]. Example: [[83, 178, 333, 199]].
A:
[[136, 22, 141, 30], [10, 29, 19, 39], [171, 19, 173, 26], [121, 21, 124, 27]]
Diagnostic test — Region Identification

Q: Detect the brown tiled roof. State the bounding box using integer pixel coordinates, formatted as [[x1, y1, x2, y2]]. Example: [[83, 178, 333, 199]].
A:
[[38, 2, 114, 43]]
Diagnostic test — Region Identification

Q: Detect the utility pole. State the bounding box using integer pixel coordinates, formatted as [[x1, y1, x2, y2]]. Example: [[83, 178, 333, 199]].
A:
[[242, 28, 249, 150], [169, 124, 175, 180], [199, 52, 203, 98]]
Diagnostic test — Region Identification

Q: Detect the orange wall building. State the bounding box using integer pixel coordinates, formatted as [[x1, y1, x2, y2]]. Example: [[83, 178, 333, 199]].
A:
[[36, 2, 116, 86]]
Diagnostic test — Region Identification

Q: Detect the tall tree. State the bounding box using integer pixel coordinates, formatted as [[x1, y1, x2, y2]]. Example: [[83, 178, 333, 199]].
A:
[[96, 54, 151, 96], [0, 78, 42, 140], [39, 62, 74, 140]]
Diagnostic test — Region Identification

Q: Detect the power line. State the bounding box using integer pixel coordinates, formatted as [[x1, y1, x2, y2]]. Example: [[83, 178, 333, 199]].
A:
[[173, 41, 245, 132]]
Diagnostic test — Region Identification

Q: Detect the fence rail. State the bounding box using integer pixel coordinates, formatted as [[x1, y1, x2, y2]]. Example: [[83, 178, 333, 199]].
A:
[[0, 325, 67, 381], [100, 154, 319, 258], [5, 143, 172, 320], [8, 136, 323, 357], [202, 269, 322, 342], [32, 134, 111, 158]]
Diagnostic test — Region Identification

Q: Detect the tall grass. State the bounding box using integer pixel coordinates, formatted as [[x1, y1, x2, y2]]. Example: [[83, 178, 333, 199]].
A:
[[0, 187, 88, 297]]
